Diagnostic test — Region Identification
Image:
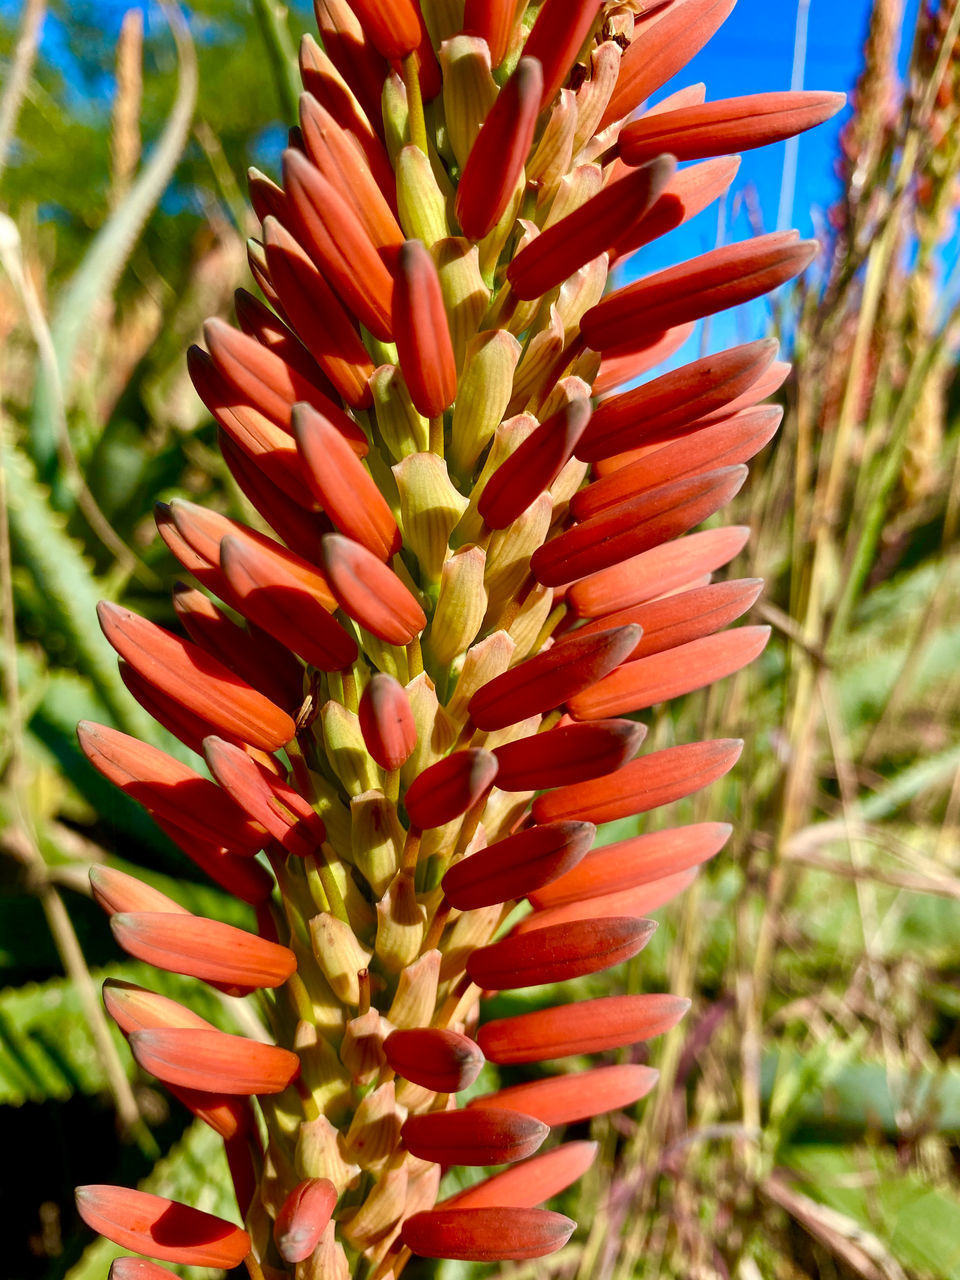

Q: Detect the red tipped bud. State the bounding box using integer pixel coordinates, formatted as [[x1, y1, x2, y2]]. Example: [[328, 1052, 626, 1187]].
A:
[[478, 992, 690, 1063], [442, 820, 595, 910], [347, 0, 421, 59], [401, 1106, 547, 1166], [77, 722, 266, 856], [203, 736, 326, 858], [273, 1179, 338, 1264], [581, 233, 818, 352], [444, 1140, 598, 1209], [392, 239, 457, 419], [128, 1027, 300, 1095], [293, 402, 400, 559], [384, 1027, 485, 1093], [507, 156, 675, 300], [531, 822, 732, 909], [403, 1206, 575, 1261], [89, 866, 189, 917], [220, 534, 357, 672], [95, 603, 294, 752], [263, 216, 374, 408], [568, 525, 750, 619], [320, 533, 426, 644], [469, 1063, 659, 1126], [358, 673, 417, 769], [478, 397, 593, 529], [620, 90, 846, 165], [463, 0, 522, 67], [493, 719, 645, 791], [75, 1185, 251, 1269], [577, 340, 779, 464], [468, 916, 656, 990], [569, 625, 771, 719], [576, 578, 764, 660], [283, 149, 395, 341], [404, 748, 499, 828], [533, 738, 744, 825], [523, 0, 604, 107], [576, 406, 782, 519], [110, 912, 297, 990], [532, 466, 748, 587], [456, 57, 543, 241], [468, 625, 640, 731]]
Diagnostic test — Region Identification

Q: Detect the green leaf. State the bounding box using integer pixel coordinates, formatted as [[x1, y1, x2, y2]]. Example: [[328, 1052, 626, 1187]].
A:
[[1, 440, 154, 737], [784, 1145, 960, 1280], [66, 1119, 238, 1280], [0, 962, 254, 1107], [763, 1049, 960, 1139]]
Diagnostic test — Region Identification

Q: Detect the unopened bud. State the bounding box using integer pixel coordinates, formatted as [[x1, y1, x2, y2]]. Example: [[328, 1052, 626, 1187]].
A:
[[370, 364, 429, 459], [429, 544, 487, 664], [393, 452, 468, 584], [296, 1113, 361, 1191], [351, 790, 404, 895], [387, 949, 441, 1027], [397, 144, 450, 246], [341, 1166, 408, 1249], [343, 1081, 405, 1170], [321, 701, 381, 797], [376, 869, 427, 970], [432, 237, 488, 371], [439, 36, 497, 170], [382, 70, 409, 165], [358, 673, 417, 771], [339, 1008, 388, 1084], [401, 672, 458, 786], [448, 329, 521, 481], [309, 912, 372, 1005], [446, 630, 516, 722]]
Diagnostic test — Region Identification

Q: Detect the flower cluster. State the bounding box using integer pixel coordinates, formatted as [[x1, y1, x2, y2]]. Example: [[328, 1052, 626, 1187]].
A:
[[74, 1, 842, 1276]]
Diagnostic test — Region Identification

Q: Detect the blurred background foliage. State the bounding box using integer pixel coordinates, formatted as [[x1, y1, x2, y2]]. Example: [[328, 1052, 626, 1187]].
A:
[[1, 1, 959, 1279]]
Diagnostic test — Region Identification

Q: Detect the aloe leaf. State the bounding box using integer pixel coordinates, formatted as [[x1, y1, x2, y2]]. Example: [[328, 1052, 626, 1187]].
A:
[[0, 962, 235, 1107], [66, 1119, 236, 1280], [1, 439, 153, 738], [763, 1049, 960, 1139], [29, 5, 198, 483], [785, 1145, 960, 1280]]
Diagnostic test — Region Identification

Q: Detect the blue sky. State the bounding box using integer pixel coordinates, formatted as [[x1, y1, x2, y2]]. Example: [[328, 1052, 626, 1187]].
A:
[[621, 0, 920, 355]]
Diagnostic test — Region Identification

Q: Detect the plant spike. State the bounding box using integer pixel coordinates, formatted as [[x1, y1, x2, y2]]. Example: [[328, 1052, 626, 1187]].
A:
[[74, 1, 843, 1275]]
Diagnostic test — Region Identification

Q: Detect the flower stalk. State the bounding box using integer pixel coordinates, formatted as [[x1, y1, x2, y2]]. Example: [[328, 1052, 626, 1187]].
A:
[[74, 0, 843, 1274]]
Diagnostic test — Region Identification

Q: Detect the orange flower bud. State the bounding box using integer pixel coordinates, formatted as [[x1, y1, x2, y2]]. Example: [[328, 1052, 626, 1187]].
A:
[[533, 738, 744, 825], [478, 992, 690, 1063], [75, 1186, 251, 1269], [469, 1062, 659, 1126], [273, 1178, 338, 1263], [392, 239, 457, 419]]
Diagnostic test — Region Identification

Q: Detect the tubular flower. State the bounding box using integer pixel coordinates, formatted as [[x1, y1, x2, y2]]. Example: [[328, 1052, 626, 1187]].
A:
[[76, 2, 842, 1276]]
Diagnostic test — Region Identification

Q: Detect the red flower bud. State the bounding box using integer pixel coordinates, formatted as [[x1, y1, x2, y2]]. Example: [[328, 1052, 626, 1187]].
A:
[[358, 672, 417, 769], [403, 1206, 575, 1261], [442, 820, 596, 910], [384, 1027, 485, 1093], [404, 748, 499, 828], [401, 1107, 548, 1166], [273, 1179, 338, 1263]]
